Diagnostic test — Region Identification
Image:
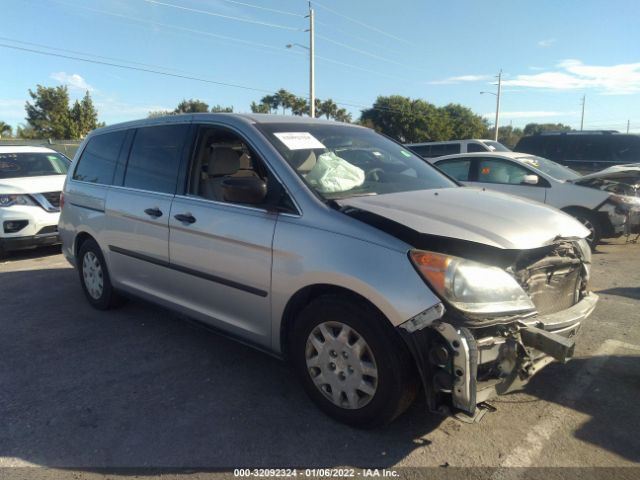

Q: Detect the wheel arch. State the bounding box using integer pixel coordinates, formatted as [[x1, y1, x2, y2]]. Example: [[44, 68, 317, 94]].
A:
[[279, 284, 392, 360]]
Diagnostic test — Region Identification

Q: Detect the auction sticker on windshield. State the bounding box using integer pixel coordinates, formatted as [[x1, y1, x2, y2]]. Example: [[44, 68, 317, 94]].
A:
[[273, 132, 326, 150]]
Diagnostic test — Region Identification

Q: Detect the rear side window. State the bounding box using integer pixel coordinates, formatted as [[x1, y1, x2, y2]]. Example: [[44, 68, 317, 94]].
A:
[[124, 125, 189, 194], [409, 145, 431, 157], [436, 159, 472, 181], [431, 144, 461, 156], [73, 131, 126, 184]]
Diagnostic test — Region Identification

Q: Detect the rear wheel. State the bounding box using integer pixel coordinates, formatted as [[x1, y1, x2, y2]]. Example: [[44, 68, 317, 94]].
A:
[[77, 238, 125, 310], [290, 295, 417, 428]]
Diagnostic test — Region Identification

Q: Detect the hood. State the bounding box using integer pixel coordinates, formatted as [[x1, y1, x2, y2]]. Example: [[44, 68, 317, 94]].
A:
[[0, 175, 66, 194], [573, 168, 640, 197], [338, 187, 589, 250]]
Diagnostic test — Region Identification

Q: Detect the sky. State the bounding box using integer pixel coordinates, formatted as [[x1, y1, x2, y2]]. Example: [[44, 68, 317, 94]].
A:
[[1, 0, 640, 133]]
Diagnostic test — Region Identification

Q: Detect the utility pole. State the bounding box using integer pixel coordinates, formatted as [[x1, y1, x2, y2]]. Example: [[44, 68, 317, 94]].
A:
[[580, 95, 586, 131], [308, 2, 315, 118], [627, 120, 630, 134], [494, 69, 502, 141]]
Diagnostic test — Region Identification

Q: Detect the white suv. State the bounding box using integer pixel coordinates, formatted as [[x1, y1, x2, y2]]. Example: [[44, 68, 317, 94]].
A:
[[0, 146, 70, 256]]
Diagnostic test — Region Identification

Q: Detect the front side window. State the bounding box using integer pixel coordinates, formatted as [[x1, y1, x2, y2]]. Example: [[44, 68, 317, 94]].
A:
[[0, 152, 69, 179], [124, 125, 189, 194], [436, 158, 472, 181], [257, 123, 457, 200], [467, 143, 486, 153], [73, 131, 126, 184], [477, 158, 532, 185]]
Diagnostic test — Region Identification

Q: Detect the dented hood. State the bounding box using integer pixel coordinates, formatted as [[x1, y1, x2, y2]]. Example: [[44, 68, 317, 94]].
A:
[[338, 187, 589, 250]]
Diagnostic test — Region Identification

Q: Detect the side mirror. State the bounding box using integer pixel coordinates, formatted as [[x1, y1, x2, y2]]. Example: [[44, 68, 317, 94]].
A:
[[222, 177, 267, 204], [523, 174, 539, 185]]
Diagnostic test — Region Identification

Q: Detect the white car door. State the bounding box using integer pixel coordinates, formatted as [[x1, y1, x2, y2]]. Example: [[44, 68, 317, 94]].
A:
[[473, 157, 547, 204]]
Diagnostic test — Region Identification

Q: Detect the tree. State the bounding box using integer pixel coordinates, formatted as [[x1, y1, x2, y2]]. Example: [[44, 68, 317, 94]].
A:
[[211, 105, 233, 113], [523, 123, 572, 136], [319, 99, 338, 120], [334, 108, 352, 123], [497, 125, 524, 148], [25, 85, 75, 138], [290, 96, 309, 116], [250, 101, 270, 114], [175, 99, 209, 113], [70, 91, 100, 138], [148, 110, 174, 118], [440, 103, 488, 140], [0, 121, 12, 138]]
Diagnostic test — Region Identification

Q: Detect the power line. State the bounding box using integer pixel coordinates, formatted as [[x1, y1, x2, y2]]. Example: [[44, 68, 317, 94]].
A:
[[0, 43, 275, 95], [50, 2, 422, 87], [212, 0, 303, 17], [316, 33, 427, 74], [142, 0, 302, 31], [315, 19, 404, 57], [312, 0, 414, 46]]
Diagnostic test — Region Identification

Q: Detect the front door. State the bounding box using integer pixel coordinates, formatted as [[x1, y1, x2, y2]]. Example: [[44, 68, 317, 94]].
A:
[[473, 157, 547, 204]]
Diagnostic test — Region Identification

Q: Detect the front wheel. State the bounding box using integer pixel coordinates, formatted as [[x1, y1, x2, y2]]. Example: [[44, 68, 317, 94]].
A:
[[290, 295, 417, 428], [565, 208, 601, 249]]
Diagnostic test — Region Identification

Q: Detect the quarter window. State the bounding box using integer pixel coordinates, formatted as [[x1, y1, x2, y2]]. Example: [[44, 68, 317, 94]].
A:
[[73, 131, 126, 185], [124, 125, 189, 194], [467, 143, 486, 153]]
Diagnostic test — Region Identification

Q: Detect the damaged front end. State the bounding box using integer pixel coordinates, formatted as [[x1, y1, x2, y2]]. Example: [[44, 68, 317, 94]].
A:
[[397, 238, 597, 419]]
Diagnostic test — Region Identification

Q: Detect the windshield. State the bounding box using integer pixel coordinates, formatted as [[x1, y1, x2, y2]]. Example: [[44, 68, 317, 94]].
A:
[[0, 152, 69, 179], [257, 123, 457, 199], [517, 155, 579, 181], [484, 141, 511, 152]]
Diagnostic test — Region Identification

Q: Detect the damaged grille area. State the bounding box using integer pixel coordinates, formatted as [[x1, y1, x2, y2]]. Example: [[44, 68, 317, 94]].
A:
[[511, 241, 585, 315]]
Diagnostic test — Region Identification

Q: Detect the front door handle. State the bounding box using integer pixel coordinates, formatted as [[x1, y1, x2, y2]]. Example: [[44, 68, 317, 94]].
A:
[[174, 213, 196, 224], [144, 207, 163, 218]]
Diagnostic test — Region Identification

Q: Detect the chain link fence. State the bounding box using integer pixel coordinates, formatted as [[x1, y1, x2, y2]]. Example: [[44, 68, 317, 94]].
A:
[[0, 139, 81, 159]]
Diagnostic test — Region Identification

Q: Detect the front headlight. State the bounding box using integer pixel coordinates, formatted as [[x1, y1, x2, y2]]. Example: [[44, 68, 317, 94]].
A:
[[409, 250, 535, 316], [0, 194, 37, 208]]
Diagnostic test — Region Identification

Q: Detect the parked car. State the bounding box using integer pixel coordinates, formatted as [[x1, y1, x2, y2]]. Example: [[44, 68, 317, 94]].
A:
[[431, 152, 635, 247], [60, 114, 596, 427], [0, 146, 69, 256], [406, 139, 510, 158], [514, 131, 640, 173]]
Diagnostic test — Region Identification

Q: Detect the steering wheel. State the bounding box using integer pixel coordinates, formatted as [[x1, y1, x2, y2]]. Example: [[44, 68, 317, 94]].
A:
[[366, 168, 385, 181]]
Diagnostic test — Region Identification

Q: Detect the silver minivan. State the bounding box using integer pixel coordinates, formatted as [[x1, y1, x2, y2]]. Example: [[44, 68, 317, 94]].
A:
[[59, 114, 597, 427]]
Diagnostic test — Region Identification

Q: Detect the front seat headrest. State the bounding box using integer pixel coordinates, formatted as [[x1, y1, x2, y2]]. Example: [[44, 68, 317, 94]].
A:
[[289, 150, 317, 173], [208, 147, 240, 176]]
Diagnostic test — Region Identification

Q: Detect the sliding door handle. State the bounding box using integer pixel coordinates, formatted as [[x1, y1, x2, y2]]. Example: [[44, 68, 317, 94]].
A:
[[144, 207, 163, 218]]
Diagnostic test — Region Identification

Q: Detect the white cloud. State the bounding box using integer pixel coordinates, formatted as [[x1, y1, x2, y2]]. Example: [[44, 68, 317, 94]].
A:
[[502, 59, 640, 95], [483, 110, 579, 120], [537, 38, 556, 48], [429, 74, 493, 85], [50, 72, 94, 92]]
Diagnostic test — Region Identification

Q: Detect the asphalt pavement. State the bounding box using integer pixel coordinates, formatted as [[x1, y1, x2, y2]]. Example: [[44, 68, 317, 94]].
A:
[[0, 239, 639, 475]]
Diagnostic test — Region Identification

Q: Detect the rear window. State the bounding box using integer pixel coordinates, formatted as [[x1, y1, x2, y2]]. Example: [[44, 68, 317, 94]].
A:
[[73, 131, 127, 185], [483, 141, 510, 152], [0, 152, 69, 179], [123, 125, 189, 194]]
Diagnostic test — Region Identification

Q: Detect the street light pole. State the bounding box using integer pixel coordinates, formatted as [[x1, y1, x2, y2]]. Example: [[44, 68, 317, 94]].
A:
[[308, 3, 315, 118], [494, 69, 502, 141]]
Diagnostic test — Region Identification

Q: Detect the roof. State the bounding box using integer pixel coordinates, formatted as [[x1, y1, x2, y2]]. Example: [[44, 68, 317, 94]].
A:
[[405, 139, 497, 146], [93, 113, 360, 136], [432, 151, 535, 162], [0, 145, 59, 154]]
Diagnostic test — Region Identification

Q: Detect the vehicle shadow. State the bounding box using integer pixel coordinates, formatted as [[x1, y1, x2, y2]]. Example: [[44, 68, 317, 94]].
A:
[[0, 267, 443, 470], [596, 287, 640, 300], [521, 353, 640, 463], [0, 245, 62, 263]]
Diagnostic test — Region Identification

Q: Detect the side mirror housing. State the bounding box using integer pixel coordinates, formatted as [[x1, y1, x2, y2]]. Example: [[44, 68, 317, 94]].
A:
[[222, 177, 267, 204], [523, 174, 539, 185]]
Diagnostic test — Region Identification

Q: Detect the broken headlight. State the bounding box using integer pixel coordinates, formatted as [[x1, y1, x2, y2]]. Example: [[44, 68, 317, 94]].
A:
[[409, 250, 535, 316]]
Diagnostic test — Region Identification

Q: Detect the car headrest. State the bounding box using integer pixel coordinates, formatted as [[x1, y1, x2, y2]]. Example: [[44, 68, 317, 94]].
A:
[[208, 147, 239, 176], [290, 150, 317, 173]]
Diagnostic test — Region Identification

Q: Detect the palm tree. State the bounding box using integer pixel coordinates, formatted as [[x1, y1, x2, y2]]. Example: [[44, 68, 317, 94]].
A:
[[319, 99, 338, 120], [0, 121, 12, 138]]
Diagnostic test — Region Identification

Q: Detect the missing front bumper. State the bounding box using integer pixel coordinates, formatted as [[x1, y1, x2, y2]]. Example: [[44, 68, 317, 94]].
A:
[[399, 293, 598, 417]]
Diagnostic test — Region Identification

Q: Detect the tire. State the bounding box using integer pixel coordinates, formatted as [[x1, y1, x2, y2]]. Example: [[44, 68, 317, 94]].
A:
[[77, 238, 125, 310], [565, 208, 601, 249], [290, 295, 418, 428]]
